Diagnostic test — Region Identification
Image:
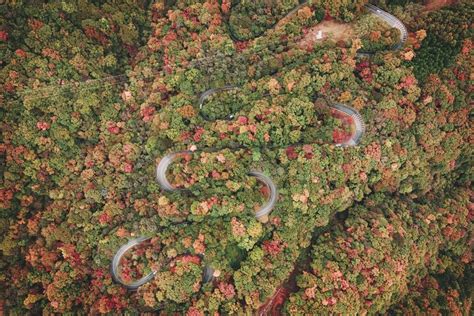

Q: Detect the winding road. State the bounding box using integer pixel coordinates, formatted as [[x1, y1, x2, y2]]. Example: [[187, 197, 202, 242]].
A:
[[110, 2, 409, 291], [365, 3, 408, 50]]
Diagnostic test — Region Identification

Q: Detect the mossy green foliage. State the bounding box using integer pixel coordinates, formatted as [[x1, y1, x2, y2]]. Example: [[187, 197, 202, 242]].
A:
[[408, 0, 473, 82], [413, 0, 473, 47], [228, 0, 300, 40], [411, 33, 460, 83]]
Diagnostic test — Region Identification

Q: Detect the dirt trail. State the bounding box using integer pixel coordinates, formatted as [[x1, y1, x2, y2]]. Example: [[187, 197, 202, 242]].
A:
[[424, 0, 457, 11]]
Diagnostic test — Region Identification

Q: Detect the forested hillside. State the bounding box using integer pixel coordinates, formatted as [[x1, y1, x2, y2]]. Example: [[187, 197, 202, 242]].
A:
[[0, 0, 472, 314]]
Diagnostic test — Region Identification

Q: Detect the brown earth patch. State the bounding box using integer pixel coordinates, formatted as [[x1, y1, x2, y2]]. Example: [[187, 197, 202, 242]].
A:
[[424, 0, 457, 11], [298, 20, 354, 49]]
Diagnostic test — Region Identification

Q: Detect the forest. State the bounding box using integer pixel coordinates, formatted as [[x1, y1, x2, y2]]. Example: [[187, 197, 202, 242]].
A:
[[0, 0, 472, 314]]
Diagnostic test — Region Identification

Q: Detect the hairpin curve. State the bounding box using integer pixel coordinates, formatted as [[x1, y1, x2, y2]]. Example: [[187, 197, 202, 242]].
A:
[[357, 4, 408, 57], [331, 103, 366, 147], [111, 236, 215, 289], [155, 151, 278, 219], [249, 170, 278, 219], [156, 151, 192, 192], [110, 236, 157, 290]]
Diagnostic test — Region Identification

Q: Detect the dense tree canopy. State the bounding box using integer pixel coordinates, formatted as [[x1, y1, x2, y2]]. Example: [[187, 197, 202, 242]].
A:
[[0, 0, 471, 314]]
